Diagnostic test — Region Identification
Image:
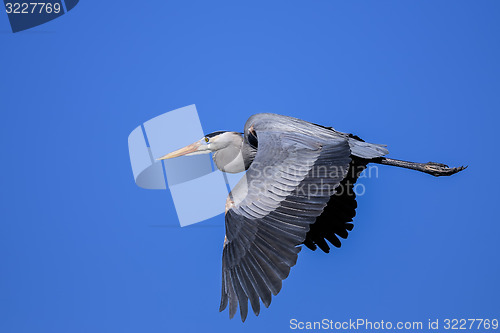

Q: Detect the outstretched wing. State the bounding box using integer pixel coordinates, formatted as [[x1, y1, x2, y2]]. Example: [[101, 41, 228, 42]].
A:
[[220, 127, 351, 321], [302, 156, 368, 252], [303, 135, 380, 253]]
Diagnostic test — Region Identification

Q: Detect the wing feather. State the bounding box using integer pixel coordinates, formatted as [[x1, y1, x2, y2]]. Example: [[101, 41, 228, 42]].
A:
[[220, 124, 351, 321]]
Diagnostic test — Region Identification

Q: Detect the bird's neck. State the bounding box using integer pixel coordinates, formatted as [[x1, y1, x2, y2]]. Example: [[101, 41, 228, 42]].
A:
[[212, 139, 248, 173]]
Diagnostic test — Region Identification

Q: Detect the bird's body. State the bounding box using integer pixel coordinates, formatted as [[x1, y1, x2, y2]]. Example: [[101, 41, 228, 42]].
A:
[[159, 113, 465, 322]]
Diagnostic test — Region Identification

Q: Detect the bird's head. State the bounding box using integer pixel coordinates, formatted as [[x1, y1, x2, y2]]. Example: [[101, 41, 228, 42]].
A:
[[158, 131, 243, 160]]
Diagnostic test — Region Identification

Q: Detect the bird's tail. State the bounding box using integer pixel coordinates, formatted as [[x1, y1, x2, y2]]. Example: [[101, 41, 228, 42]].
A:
[[346, 134, 389, 159]]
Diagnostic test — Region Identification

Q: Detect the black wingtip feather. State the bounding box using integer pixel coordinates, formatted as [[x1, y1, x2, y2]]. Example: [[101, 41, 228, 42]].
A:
[[302, 156, 368, 253]]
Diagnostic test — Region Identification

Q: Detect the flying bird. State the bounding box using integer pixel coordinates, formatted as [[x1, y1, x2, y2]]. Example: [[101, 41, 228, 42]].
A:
[[158, 113, 465, 322]]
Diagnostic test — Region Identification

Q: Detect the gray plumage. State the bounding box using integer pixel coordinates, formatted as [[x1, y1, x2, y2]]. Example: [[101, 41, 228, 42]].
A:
[[158, 113, 466, 322], [219, 114, 387, 321]]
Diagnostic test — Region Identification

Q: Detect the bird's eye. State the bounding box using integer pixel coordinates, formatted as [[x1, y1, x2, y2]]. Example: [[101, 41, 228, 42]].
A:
[[205, 137, 209, 143]]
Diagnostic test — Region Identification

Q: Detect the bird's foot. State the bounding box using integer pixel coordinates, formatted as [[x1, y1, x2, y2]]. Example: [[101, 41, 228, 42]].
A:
[[424, 162, 468, 177]]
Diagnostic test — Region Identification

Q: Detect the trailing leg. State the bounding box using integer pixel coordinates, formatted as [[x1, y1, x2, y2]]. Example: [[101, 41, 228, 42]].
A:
[[372, 157, 467, 177]]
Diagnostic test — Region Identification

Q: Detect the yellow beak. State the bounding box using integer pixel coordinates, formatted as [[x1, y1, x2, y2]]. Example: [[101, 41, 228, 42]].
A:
[[157, 141, 202, 160]]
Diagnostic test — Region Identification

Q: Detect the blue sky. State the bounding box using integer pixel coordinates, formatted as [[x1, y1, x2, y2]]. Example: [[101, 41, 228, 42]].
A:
[[1, 1, 499, 332]]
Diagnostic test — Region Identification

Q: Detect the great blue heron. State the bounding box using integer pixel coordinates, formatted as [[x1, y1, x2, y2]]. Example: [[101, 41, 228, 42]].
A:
[[158, 113, 465, 322]]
